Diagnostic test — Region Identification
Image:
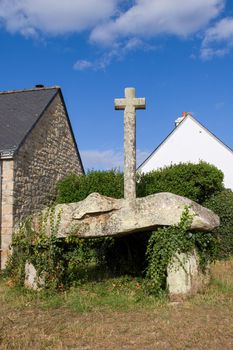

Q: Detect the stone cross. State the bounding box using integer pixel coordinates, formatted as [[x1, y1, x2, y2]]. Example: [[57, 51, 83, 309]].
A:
[[115, 87, 146, 202]]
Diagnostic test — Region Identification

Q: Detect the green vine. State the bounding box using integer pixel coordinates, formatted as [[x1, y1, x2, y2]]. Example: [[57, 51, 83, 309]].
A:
[[5, 207, 95, 290], [144, 207, 217, 294]]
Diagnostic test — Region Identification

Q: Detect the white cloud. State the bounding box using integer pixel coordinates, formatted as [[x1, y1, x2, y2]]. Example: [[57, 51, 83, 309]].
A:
[[203, 17, 233, 43], [215, 101, 225, 110], [73, 60, 93, 71], [0, 0, 228, 63], [0, 0, 117, 35], [80, 149, 150, 170], [73, 38, 148, 71], [201, 17, 233, 59], [91, 0, 224, 45], [80, 149, 123, 170], [0, 0, 224, 42], [200, 46, 229, 59]]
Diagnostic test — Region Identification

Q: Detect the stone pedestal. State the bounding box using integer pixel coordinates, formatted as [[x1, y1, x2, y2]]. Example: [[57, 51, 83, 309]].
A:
[[167, 250, 210, 300]]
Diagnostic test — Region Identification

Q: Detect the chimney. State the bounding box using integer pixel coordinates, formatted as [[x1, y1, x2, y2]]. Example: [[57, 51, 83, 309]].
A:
[[35, 84, 45, 88], [175, 112, 190, 127]]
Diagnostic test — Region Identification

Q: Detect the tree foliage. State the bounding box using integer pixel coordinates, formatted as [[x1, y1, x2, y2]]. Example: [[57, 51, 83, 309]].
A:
[[56, 162, 224, 205], [56, 169, 124, 203], [204, 189, 233, 259], [137, 162, 224, 203]]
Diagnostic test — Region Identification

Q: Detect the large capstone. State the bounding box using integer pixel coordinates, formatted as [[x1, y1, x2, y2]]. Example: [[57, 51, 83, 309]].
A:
[[33, 192, 219, 238]]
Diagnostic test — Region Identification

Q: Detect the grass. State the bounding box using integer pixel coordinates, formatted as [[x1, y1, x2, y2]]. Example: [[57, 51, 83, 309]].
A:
[[1, 274, 166, 313], [0, 259, 233, 349], [191, 258, 233, 306]]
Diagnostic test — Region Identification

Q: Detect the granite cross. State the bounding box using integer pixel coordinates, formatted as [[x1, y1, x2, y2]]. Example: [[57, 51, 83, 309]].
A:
[[115, 87, 146, 202]]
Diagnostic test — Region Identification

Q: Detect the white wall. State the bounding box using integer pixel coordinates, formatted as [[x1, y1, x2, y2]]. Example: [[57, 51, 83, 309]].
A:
[[139, 116, 233, 190]]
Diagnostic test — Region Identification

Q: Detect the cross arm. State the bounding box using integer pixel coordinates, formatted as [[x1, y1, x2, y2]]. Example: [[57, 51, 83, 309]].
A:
[[133, 97, 146, 110], [114, 97, 146, 110], [114, 98, 126, 110]]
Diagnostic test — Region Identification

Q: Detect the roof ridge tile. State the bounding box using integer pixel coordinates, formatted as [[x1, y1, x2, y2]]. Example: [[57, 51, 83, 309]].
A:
[[0, 86, 60, 95]]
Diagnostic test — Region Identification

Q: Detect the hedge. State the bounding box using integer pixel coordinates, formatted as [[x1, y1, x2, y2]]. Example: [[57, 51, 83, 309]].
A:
[[137, 161, 224, 204], [204, 189, 233, 259], [56, 169, 124, 203], [56, 162, 224, 205]]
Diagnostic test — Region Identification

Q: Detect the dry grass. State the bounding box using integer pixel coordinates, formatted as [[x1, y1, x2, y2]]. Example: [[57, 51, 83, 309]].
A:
[[1, 260, 233, 350]]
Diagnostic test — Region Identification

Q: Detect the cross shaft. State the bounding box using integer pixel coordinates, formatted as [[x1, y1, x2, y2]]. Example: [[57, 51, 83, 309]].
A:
[[114, 87, 146, 202]]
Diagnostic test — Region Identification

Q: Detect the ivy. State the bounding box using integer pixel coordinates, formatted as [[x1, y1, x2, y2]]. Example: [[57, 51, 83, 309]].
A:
[[144, 207, 217, 294], [5, 207, 96, 290]]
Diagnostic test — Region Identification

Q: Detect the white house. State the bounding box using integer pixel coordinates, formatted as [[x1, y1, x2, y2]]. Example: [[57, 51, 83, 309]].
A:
[[138, 113, 233, 190]]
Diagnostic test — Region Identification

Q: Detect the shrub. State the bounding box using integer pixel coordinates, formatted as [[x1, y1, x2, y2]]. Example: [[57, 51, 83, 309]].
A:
[[137, 162, 224, 204], [57, 162, 224, 205], [56, 170, 124, 203], [203, 189, 233, 259]]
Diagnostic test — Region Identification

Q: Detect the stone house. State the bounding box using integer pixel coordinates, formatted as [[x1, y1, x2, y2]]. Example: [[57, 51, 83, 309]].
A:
[[138, 112, 233, 190], [0, 86, 84, 268]]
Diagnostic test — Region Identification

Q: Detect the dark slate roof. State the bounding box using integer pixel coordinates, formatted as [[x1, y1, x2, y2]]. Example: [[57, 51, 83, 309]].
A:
[[0, 87, 59, 157]]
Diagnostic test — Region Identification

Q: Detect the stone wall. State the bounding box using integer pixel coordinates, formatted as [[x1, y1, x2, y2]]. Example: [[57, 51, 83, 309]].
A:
[[0, 159, 14, 268], [13, 93, 83, 223]]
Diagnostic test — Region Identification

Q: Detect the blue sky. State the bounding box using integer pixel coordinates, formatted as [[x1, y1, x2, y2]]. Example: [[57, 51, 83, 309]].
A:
[[0, 0, 233, 171]]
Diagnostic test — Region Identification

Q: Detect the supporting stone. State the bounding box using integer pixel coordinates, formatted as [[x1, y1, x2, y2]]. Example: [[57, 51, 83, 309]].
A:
[[167, 250, 210, 300], [24, 261, 45, 290], [115, 88, 146, 202]]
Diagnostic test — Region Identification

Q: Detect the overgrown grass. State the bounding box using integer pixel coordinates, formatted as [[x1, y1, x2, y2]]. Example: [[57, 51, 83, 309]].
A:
[[0, 274, 167, 314], [65, 276, 167, 312], [191, 258, 233, 306], [2, 258, 233, 313]]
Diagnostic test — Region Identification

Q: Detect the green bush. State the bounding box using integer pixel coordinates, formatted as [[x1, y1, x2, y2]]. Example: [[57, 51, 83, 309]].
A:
[[57, 162, 224, 205], [56, 170, 124, 203], [203, 189, 233, 259], [137, 162, 224, 203]]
